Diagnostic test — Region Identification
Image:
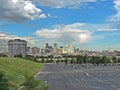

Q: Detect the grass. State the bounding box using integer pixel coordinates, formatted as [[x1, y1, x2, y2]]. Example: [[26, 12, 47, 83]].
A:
[[0, 57, 44, 90]]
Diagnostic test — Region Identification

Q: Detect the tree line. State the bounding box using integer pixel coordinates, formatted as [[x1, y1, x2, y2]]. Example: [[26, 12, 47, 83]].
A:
[[64, 55, 120, 65]]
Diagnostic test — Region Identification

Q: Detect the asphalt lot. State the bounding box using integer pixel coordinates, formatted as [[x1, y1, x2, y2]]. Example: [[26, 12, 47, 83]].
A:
[[36, 63, 120, 90]]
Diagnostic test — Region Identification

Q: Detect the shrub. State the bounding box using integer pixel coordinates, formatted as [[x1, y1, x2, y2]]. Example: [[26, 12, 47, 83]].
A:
[[41, 58, 45, 63], [0, 71, 9, 90], [22, 76, 48, 90]]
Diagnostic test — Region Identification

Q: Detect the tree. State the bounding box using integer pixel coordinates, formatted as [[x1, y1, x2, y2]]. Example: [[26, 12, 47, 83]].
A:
[[33, 57, 37, 62], [83, 55, 88, 63], [90, 56, 96, 64], [65, 58, 68, 65], [106, 58, 111, 63], [76, 55, 83, 64], [0, 71, 9, 90], [41, 58, 45, 63], [46, 58, 49, 63], [56, 59, 59, 64], [118, 58, 120, 63], [102, 56, 107, 64], [14, 53, 23, 58], [48, 55, 53, 58], [70, 58, 76, 65], [50, 58, 53, 63], [112, 56, 118, 63]]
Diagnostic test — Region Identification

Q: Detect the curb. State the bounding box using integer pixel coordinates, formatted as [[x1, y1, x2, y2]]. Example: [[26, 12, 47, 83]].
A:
[[34, 64, 45, 79], [17, 64, 45, 90]]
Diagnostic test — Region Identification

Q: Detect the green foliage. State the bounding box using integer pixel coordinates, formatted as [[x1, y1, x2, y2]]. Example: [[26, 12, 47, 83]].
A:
[[0, 53, 7, 57], [118, 58, 120, 63], [65, 58, 68, 64], [70, 58, 75, 64], [25, 55, 35, 61], [46, 58, 49, 63], [33, 57, 37, 62], [112, 56, 118, 63], [0, 57, 43, 90], [76, 56, 83, 64], [0, 71, 9, 90], [106, 58, 111, 63], [82, 55, 88, 63], [24, 55, 39, 63], [101, 56, 107, 64], [50, 58, 53, 63], [14, 53, 23, 58], [41, 58, 45, 63], [56, 59, 59, 64], [48, 55, 53, 58], [22, 76, 48, 90]]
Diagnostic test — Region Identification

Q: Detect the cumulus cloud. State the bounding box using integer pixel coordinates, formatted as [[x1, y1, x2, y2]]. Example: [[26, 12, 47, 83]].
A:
[[0, 0, 46, 22], [98, 28, 118, 32], [39, 14, 47, 18], [36, 23, 92, 44], [109, 0, 120, 22], [35, 0, 96, 8], [0, 0, 97, 22], [0, 33, 35, 46]]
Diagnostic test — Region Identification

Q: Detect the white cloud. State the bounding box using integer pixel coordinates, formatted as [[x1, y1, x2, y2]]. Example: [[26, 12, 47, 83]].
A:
[[47, 13, 58, 18], [0, 0, 97, 22], [36, 23, 92, 44], [0, 0, 46, 22], [35, 0, 96, 8], [109, 0, 120, 22], [98, 28, 118, 32], [39, 14, 47, 18], [68, 5, 80, 10], [0, 33, 6, 37], [0, 33, 35, 46]]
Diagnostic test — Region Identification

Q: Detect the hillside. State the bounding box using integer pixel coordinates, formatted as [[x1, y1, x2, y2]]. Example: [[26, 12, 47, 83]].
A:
[[0, 57, 44, 90]]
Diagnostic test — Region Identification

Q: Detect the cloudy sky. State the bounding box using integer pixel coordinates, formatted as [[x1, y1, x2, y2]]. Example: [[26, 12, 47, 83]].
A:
[[0, 0, 120, 51]]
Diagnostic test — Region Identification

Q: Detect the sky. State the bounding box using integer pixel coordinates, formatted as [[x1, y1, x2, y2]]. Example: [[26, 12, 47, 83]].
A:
[[0, 0, 120, 51]]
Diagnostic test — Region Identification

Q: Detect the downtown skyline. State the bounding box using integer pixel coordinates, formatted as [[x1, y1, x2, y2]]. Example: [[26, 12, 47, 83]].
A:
[[0, 0, 120, 51]]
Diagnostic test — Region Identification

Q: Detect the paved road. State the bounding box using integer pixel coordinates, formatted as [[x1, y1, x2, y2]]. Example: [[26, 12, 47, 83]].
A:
[[36, 63, 120, 90]]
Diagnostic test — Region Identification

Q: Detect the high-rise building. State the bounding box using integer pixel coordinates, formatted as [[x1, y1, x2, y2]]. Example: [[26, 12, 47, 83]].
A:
[[8, 39, 27, 58], [45, 43, 53, 53], [53, 43, 58, 53], [68, 44, 75, 54]]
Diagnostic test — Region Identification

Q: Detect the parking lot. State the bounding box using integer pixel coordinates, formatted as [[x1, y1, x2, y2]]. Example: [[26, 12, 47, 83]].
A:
[[36, 63, 120, 90]]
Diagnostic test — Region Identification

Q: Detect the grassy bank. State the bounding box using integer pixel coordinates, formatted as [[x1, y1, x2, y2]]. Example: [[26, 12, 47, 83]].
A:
[[0, 57, 44, 90]]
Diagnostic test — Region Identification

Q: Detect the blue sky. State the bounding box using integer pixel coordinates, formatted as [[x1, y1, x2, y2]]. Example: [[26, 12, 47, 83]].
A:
[[0, 0, 120, 51]]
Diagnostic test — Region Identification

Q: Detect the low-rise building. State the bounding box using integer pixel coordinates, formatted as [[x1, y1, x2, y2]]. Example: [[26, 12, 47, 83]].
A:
[[8, 39, 27, 58]]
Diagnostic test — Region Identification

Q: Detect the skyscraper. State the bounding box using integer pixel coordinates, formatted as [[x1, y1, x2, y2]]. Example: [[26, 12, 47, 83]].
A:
[[68, 44, 74, 54], [53, 43, 58, 53]]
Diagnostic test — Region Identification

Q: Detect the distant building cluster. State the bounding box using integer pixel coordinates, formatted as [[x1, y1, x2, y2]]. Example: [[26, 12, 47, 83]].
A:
[[0, 39, 120, 58], [75, 50, 120, 57], [26, 47, 40, 56], [26, 43, 120, 57], [26, 43, 76, 57], [40, 43, 75, 56]]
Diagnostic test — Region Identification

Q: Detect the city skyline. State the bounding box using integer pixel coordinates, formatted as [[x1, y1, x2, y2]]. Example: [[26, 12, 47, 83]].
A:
[[0, 0, 120, 51]]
